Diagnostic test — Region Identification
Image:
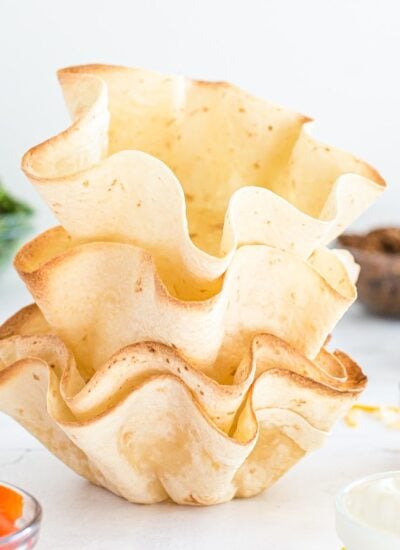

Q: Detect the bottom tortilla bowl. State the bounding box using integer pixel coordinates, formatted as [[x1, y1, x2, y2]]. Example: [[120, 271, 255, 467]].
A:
[[0, 305, 365, 505]]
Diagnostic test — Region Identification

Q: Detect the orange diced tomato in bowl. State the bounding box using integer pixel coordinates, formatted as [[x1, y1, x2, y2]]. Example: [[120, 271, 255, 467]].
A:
[[0, 486, 23, 537]]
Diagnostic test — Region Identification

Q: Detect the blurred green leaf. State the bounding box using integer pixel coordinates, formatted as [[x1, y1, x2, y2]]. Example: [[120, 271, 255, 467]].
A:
[[0, 183, 34, 269]]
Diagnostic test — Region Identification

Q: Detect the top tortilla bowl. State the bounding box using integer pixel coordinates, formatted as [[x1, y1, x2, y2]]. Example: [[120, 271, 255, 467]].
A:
[[21, 64, 385, 299]]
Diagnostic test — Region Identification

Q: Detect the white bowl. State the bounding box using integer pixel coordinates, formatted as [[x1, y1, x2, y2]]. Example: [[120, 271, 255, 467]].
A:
[[336, 471, 400, 550]]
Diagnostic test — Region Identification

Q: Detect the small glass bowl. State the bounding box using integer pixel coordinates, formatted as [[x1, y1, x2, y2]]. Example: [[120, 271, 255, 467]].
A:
[[0, 482, 42, 549], [336, 471, 400, 550]]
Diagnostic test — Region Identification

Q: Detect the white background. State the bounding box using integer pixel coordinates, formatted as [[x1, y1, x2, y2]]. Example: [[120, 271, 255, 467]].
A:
[[0, 0, 399, 237], [1, 2, 400, 549]]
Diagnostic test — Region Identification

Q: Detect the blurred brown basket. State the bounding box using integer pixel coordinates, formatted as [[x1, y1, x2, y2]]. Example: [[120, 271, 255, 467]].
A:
[[339, 228, 400, 317]]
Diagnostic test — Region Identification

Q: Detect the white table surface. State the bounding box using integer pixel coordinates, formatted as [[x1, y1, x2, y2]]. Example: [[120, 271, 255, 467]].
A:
[[1, 266, 400, 550]]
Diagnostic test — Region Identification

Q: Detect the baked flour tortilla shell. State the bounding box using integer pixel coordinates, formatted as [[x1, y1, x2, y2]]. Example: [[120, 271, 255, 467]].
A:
[[21, 65, 384, 299], [0, 309, 364, 504], [15, 227, 356, 379]]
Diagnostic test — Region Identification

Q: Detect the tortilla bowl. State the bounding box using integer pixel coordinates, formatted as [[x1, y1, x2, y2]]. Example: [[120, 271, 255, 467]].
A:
[[0, 305, 365, 504]]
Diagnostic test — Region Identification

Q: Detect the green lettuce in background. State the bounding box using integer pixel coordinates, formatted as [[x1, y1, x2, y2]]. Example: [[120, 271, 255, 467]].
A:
[[0, 183, 33, 270]]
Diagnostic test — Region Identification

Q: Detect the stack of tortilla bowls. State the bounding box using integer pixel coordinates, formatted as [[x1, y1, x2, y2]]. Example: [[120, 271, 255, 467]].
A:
[[0, 65, 385, 505]]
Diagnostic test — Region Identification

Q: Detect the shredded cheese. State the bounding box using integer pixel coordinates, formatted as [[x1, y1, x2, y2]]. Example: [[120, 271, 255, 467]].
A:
[[344, 404, 400, 429]]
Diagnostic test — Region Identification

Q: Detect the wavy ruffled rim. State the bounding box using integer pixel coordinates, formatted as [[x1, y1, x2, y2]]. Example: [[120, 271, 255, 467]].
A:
[[0, 304, 365, 504], [20, 64, 385, 299], [14, 226, 357, 378]]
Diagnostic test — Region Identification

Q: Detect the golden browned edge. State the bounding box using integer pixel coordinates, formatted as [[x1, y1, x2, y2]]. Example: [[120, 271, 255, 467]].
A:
[[0, 357, 44, 384], [0, 301, 365, 439], [307, 137, 386, 189], [0, 304, 47, 340], [252, 334, 367, 394], [13, 227, 356, 320], [61, 66, 312, 131], [0, 304, 37, 339], [333, 350, 367, 388], [87, 340, 250, 398], [57, 63, 307, 108], [60, 63, 232, 88], [361, 161, 386, 187], [0, 301, 366, 454], [21, 63, 384, 190], [56, 334, 367, 409], [20, 71, 105, 185], [1, 309, 361, 400], [0, 354, 257, 449]]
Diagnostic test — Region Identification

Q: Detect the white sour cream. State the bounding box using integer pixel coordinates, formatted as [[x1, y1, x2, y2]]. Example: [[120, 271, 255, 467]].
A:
[[336, 471, 400, 550]]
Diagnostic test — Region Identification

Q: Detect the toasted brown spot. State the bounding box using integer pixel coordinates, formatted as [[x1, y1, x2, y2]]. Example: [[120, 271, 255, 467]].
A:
[[294, 399, 307, 406], [194, 80, 228, 88], [135, 278, 143, 293], [33, 373, 40, 381], [107, 179, 118, 191]]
